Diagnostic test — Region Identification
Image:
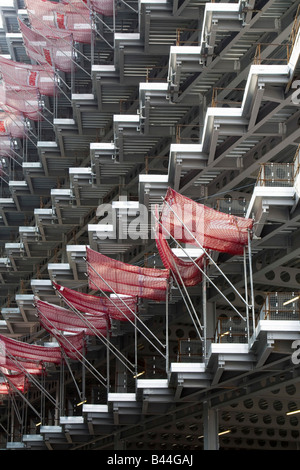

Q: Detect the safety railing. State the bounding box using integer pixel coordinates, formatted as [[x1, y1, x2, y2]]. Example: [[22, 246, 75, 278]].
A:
[[176, 28, 200, 47], [215, 197, 248, 217], [259, 292, 300, 321], [175, 124, 203, 144], [115, 371, 136, 393], [215, 316, 249, 344], [253, 6, 300, 66], [177, 338, 203, 362], [143, 354, 170, 379], [256, 163, 294, 187], [145, 66, 168, 82], [211, 87, 244, 108], [253, 43, 291, 65]]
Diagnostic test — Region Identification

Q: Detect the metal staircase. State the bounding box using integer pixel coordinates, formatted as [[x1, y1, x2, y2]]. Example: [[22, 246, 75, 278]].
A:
[[0, 0, 300, 451]]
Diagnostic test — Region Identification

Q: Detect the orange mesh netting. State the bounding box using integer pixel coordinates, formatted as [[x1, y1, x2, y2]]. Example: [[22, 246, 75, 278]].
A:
[[0, 57, 56, 97], [86, 247, 170, 301], [35, 298, 109, 336], [161, 188, 253, 256], [25, 0, 92, 44], [53, 282, 137, 322], [19, 19, 73, 73]]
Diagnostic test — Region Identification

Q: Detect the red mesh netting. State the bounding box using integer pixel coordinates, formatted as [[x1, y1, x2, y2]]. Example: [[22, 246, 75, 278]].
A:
[[25, 0, 92, 44], [162, 188, 253, 256], [89, 0, 114, 15], [0, 82, 41, 121], [0, 57, 56, 97], [0, 372, 28, 394], [19, 19, 73, 73], [62, 0, 114, 16], [0, 334, 62, 364], [38, 328, 85, 361], [35, 298, 109, 336], [0, 342, 44, 375], [53, 281, 137, 322], [86, 247, 170, 301], [0, 112, 26, 139], [0, 137, 12, 156], [60, 331, 86, 360], [155, 217, 204, 287], [0, 355, 44, 375]]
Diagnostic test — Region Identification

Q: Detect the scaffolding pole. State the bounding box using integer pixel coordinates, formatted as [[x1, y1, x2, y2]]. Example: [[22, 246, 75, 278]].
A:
[[155, 208, 246, 322], [162, 197, 252, 310], [52, 287, 136, 375], [37, 308, 107, 387], [0, 371, 41, 422], [153, 216, 204, 340], [203, 260, 207, 360], [85, 257, 167, 358], [248, 230, 256, 338]]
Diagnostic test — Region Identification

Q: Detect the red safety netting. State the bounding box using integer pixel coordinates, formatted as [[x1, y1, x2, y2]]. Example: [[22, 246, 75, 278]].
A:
[[161, 188, 254, 256], [62, 0, 114, 16], [0, 137, 12, 157], [0, 82, 41, 121], [0, 356, 44, 375], [25, 0, 92, 44], [19, 19, 73, 73], [86, 247, 170, 301], [61, 331, 86, 360], [39, 327, 85, 361], [52, 281, 137, 322], [91, 0, 114, 15], [0, 372, 28, 395], [0, 112, 26, 139], [155, 216, 204, 287], [35, 298, 108, 336], [0, 334, 62, 364], [0, 57, 56, 97]]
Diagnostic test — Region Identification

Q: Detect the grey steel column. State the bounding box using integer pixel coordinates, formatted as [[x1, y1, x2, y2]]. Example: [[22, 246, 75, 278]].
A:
[[205, 301, 216, 360], [248, 230, 256, 338], [203, 401, 219, 450], [166, 282, 169, 374], [203, 260, 207, 359], [107, 322, 110, 394]]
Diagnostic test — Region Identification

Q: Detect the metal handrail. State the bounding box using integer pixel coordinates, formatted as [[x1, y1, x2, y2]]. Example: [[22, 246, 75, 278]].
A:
[[256, 163, 294, 187]]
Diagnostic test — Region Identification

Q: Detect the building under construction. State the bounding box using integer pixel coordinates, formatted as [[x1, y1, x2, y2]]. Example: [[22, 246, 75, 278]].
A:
[[0, 0, 299, 452]]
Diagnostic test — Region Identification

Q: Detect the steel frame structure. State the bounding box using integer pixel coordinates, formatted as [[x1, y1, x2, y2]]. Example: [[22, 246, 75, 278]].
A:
[[0, 0, 299, 451]]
